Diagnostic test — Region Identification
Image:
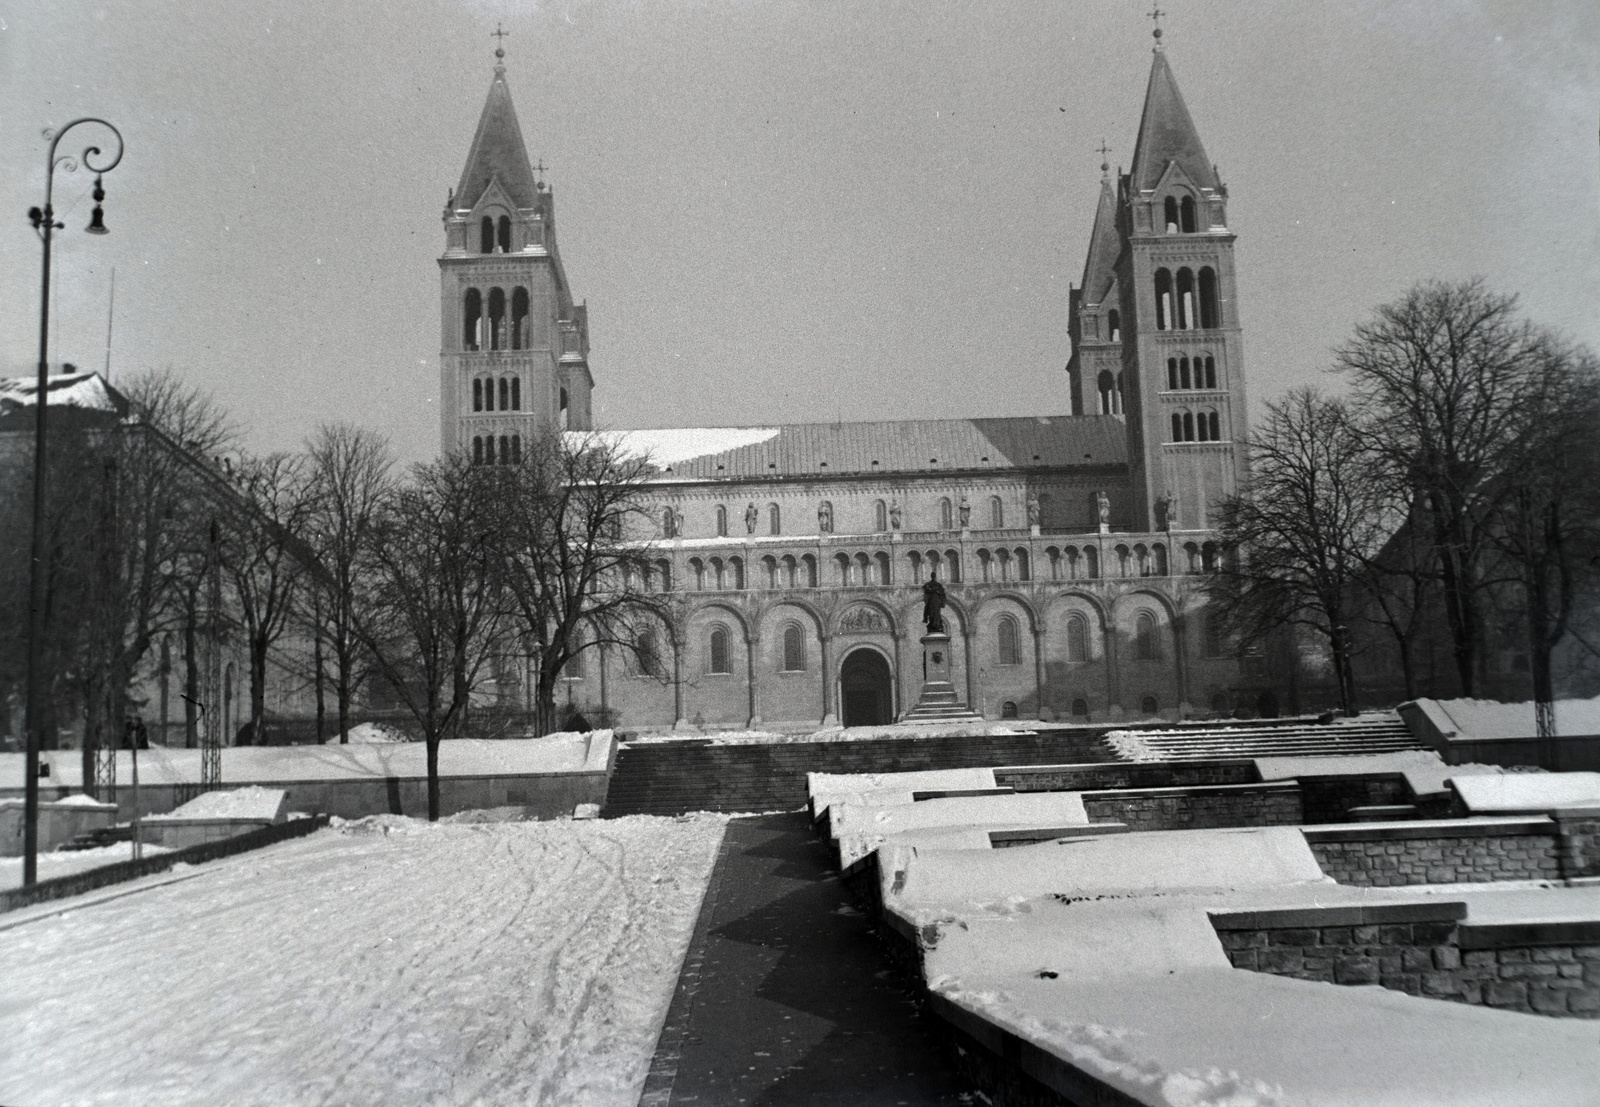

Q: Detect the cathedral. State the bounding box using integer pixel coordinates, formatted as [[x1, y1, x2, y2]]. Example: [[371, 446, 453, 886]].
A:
[[438, 35, 1261, 731]]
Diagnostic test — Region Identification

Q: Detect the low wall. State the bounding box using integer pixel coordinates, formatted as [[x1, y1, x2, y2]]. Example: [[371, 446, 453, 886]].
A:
[[1441, 735, 1600, 772], [1081, 781, 1303, 831], [0, 815, 331, 914], [1304, 819, 1561, 886], [0, 800, 119, 856], [1212, 903, 1600, 1019], [140, 818, 278, 851], [993, 760, 1259, 793]]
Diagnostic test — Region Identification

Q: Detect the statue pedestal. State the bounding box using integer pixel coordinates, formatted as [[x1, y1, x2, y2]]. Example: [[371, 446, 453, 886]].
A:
[[902, 632, 983, 723]]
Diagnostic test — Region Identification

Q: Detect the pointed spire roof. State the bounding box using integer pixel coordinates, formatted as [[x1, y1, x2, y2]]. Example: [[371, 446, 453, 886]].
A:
[[1080, 174, 1121, 304], [454, 64, 541, 211], [1128, 49, 1218, 195]]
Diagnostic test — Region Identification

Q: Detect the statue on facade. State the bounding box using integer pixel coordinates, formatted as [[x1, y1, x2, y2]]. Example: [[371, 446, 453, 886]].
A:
[[1160, 488, 1179, 531], [1096, 490, 1111, 526], [921, 570, 948, 635], [1026, 492, 1041, 527], [745, 502, 759, 534], [889, 499, 902, 530], [818, 500, 833, 533], [958, 496, 971, 528]]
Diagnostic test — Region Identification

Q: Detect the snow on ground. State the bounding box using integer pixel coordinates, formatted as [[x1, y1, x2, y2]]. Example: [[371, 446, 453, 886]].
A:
[[1, 733, 614, 789], [0, 813, 727, 1106], [1, 841, 174, 888], [150, 786, 287, 821], [325, 721, 411, 744], [1429, 694, 1600, 739], [1102, 729, 1156, 761], [628, 722, 1027, 746], [1252, 749, 1505, 798], [1451, 771, 1600, 813]]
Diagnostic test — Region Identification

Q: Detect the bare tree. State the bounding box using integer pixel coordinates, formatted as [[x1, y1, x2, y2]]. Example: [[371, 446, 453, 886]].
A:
[[360, 456, 504, 820], [1211, 388, 1389, 715], [304, 424, 391, 743], [1337, 279, 1550, 696], [491, 432, 673, 736], [218, 452, 317, 745]]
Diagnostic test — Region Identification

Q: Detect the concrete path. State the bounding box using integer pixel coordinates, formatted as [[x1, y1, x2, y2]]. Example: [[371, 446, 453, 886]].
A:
[[641, 812, 970, 1106]]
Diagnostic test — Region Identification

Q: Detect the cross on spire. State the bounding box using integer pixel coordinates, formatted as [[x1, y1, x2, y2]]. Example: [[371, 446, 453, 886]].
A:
[[1149, 5, 1165, 48], [1097, 139, 1113, 177], [491, 22, 509, 62]]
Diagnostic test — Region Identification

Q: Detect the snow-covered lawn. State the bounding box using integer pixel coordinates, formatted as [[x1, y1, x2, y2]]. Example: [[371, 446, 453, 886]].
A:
[[0, 840, 175, 889], [0, 813, 727, 1107]]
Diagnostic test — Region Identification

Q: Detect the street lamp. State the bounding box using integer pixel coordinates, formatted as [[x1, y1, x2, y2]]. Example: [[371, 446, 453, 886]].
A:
[[22, 118, 124, 887]]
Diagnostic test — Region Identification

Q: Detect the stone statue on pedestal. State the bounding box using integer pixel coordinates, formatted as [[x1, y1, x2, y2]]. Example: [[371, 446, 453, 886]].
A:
[[958, 496, 971, 528], [921, 571, 947, 635], [1096, 490, 1111, 526], [745, 502, 759, 534], [889, 500, 903, 530], [818, 500, 833, 534]]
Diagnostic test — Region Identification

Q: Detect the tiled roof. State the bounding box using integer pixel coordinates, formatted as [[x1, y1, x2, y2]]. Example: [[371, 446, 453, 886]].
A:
[[454, 67, 540, 212], [593, 416, 1128, 481], [1129, 51, 1219, 195]]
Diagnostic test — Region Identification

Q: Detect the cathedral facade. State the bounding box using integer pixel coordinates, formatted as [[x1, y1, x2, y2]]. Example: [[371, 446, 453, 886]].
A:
[[440, 42, 1263, 731]]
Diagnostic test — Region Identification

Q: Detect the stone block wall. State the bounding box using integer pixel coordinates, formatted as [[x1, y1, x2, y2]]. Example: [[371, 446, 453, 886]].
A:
[[1211, 904, 1600, 1019], [1305, 821, 1561, 886], [1298, 774, 1416, 825], [1081, 782, 1302, 831], [995, 760, 1258, 793], [1555, 811, 1600, 878]]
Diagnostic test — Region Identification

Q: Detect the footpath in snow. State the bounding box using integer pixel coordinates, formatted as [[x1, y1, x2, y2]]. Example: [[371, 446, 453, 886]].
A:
[[0, 812, 727, 1107]]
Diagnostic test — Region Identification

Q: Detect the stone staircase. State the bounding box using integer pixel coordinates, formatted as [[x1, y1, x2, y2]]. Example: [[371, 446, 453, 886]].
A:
[[602, 727, 1117, 817], [1118, 716, 1423, 762]]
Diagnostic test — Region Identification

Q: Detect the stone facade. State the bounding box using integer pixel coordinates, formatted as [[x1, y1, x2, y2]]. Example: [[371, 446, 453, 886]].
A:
[[443, 49, 1263, 730]]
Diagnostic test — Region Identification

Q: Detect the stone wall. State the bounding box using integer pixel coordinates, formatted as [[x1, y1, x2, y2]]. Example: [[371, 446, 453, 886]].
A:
[[995, 760, 1258, 793], [1081, 781, 1302, 831], [1211, 904, 1600, 1019], [1304, 820, 1560, 886]]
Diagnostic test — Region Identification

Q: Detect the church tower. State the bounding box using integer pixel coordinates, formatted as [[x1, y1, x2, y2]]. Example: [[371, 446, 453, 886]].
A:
[[1066, 157, 1126, 419], [439, 46, 593, 460], [1111, 30, 1250, 532]]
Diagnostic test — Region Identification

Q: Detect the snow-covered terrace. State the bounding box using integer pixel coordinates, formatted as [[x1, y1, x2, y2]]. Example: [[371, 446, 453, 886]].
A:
[[811, 757, 1600, 1104]]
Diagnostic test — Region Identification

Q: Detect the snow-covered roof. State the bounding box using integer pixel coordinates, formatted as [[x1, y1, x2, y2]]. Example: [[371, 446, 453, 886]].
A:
[[0, 371, 128, 426], [573, 415, 1126, 481]]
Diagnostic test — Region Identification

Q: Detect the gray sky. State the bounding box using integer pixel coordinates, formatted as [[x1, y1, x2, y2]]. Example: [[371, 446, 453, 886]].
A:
[[3, 0, 1597, 466]]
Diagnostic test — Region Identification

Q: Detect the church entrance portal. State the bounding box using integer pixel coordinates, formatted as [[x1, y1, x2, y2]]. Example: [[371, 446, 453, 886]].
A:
[[840, 649, 894, 727]]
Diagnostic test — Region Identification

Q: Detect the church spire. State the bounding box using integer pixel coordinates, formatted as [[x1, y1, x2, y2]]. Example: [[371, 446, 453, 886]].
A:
[[1080, 159, 1121, 303], [453, 52, 541, 212], [1127, 44, 1219, 196]]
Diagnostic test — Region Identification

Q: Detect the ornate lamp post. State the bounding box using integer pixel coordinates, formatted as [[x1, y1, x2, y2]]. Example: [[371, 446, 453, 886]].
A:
[[22, 118, 124, 887]]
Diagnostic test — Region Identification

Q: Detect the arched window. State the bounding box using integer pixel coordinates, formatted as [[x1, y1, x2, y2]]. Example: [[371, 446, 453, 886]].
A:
[[510, 435, 522, 464], [1167, 357, 1179, 391], [1071, 698, 1090, 719], [782, 623, 806, 672], [1183, 411, 1195, 441], [835, 552, 851, 587], [1203, 355, 1217, 389], [511, 377, 521, 411], [656, 559, 673, 592], [498, 377, 509, 411], [1199, 267, 1219, 329], [1098, 370, 1116, 414], [855, 552, 871, 585], [874, 500, 888, 532], [1116, 372, 1124, 412], [1116, 544, 1131, 577], [940, 497, 954, 531], [1066, 614, 1089, 662], [1176, 268, 1196, 330], [1163, 196, 1180, 232], [488, 287, 507, 351], [1180, 356, 1192, 389], [484, 436, 496, 465], [1153, 543, 1168, 575], [1106, 309, 1121, 343], [1196, 410, 1210, 442], [1154, 269, 1173, 331], [564, 643, 585, 680], [1135, 612, 1159, 660], [663, 509, 677, 538], [1084, 546, 1099, 578], [472, 436, 483, 465], [1208, 410, 1221, 441], [499, 435, 511, 465], [781, 554, 797, 587], [875, 551, 891, 585], [716, 505, 728, 537], [945, 549, 961, 584], [480, 217, 494, 254], [1180, 195, 1197, 233], [1202, 541, 1218, 572], [1135, 543, 1151, 576], [729, 556, 745, 589], [1184, 542, 1201, 573], [635, 631, 661, 678], [1141, 695, 1159, 716], [472, 379, 483, 412], [497, 215, 511, 253], [997, 615, 1021, 666], [559, 387, 568, 429], [463, 288, 483, 350], [511, 287, 529, 349], [1015, 549, 1030, 582], [708, 626, 731, 675], [1171, 413, 1184, 443], [769, 503, 781, 536], [802, 554, 818, 587], [990, 496, 1004, 529], [690, 558, 706, 590]]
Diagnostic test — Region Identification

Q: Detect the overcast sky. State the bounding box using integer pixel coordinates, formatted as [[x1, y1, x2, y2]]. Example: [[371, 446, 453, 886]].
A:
[[3, 0, 1597, 465]]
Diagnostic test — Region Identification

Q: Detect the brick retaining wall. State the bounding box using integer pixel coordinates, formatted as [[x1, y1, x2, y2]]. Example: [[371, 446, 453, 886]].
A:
[[1212, 903, 1600, 1019], [1304, 820, 1561, 886], [1081, 781, 1303, 831]]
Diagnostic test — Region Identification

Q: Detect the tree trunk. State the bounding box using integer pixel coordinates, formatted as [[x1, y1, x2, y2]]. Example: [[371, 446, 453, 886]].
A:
[[313, 597, 326, 744], [184, 602, 200, 748], [337, 640, 351, 745], [250, 637, 268, 746], [535, 667, 561, 737], [426, 734, 440, 822]]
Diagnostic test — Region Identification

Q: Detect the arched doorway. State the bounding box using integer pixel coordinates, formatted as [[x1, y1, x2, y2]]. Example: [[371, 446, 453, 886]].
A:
[[840, 648, 894, 727]]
